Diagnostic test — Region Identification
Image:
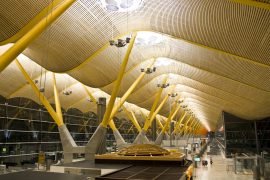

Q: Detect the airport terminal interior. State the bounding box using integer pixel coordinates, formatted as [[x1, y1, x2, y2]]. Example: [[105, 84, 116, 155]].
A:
[[0, 0, 270, 179]]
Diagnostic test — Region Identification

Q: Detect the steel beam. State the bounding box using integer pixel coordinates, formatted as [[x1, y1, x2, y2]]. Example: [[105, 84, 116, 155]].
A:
[[230, 0, 270, 10], [108, 58, 155, 124], [143, 76, 168, 129], [173, 111, 187, 134], [52, 73, 64, 122], [15, 59, 63, 126], [83, 85, 97, 104], [122, 106, 142, 132], [86, 33, 137, 158], [156, 117, 164, 130], [179, 116, 192, 136], [155, 104, 181, 145], [161, 105, 181, 133], [0, 0, 63, 46], [0, 0, 76, 72], [100, 32, 137, 127], [143, 85, 176, 131]]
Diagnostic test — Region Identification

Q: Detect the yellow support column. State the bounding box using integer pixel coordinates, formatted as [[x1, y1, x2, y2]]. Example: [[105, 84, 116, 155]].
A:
[[143, 85, 176, 131], [86, 33, 137, 157], [178, 116, 191, 135], [185, 118, 196, 135], [143, 95, 169, 131], [0, 0, 76, 72], [0, 0, 64, 46], [155, 104, 181, 145], [130, 111, 142, 132], [182, 117, 193, 135], [230, 0, 270, 10], [189, 119, 198, 133], [156, 117, 164, 130], [122, 106, 142, 132], [173, 111, 187, 134], [52, 72, 79, 164], [83, 85, 118, 131], [100, 32, 137, 127], [107, 57, 154, 143], [161, 105, 181, 133], [189, 121, 199, 135], [140, 111, 148, 123], [52, 73, 64, 122], [15, 59, 63, 126], [144, 76, 168, 129], [108, 59, 155, 122], [83, 85, 97, 104], [174, 112, 187, 140]]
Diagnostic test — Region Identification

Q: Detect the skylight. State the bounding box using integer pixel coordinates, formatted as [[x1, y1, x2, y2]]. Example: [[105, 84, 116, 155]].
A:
[[155, 58, 174, 67], [135, 31, 163, 46], [100, 0, 143, 12]]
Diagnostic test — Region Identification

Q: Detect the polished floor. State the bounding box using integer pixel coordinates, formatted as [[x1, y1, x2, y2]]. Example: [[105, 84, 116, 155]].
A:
[[193, 143, 253, 180]]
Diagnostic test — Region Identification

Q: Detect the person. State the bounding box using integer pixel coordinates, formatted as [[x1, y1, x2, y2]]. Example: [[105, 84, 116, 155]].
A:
[[210, 157, 213, 165]]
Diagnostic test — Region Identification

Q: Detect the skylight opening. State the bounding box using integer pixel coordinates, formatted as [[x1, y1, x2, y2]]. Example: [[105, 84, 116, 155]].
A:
[[155, 58, 174, 67], [168, 73, 179, 80], [100, 0, 143, 12], [135, 31, 163, 46]]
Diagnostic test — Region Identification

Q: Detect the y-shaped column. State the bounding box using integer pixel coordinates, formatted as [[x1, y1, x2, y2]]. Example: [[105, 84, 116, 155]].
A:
[[85, 33, 137, 159], [155, 104, 181, 145]]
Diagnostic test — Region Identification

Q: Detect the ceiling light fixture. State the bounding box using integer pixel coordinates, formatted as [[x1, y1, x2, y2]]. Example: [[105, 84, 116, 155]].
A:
[[181, 105, 187, 108], [140, 67, 156, 74], [178, 100, 184, 104], [109, 36, 131, 47], [168, 93, 178, 97], [63, 90, 72, 96], [87, 98, 94, 102], [157, 83, 169, 88], [39, 87, 45, 93]]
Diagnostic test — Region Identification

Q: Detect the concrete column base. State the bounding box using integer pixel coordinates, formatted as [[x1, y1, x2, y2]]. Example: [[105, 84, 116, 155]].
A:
[[63, 153, 73, 164], [133, 130, 150, 144], [58, 125, 85, 164], [165, 132, 170, 140], [85, 125, 107, 160], [113, 129, 127, 148], [155, 132, 164, 145], [58, 124, 77, 149]]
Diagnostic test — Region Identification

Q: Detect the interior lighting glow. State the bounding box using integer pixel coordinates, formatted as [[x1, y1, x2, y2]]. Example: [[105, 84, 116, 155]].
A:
[[168, 73, 179, 80], [155, 58, 174, 67], [0, 43, 13, 55], [100, 0, 143, 12], [135, 31, 163, 46]]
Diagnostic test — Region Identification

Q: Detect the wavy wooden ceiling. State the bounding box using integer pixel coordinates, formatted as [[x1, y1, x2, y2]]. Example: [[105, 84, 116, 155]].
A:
[[0, 0, 270, 131]]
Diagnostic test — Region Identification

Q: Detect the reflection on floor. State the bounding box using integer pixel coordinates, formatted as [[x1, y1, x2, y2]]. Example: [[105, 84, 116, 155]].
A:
[[194, 141, 253, 180]]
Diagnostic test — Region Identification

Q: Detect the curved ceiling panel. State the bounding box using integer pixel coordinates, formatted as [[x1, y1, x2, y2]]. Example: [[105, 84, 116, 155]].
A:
[[0, 0, 268, 72], [1, 0, 270, 131], [0, 0, 51, 42]]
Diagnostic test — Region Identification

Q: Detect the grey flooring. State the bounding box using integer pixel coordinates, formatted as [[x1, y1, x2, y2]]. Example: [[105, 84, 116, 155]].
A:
[[0, 171, 88, 180], [194, 141, 253, 180]]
